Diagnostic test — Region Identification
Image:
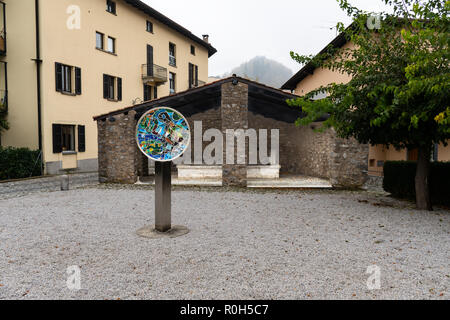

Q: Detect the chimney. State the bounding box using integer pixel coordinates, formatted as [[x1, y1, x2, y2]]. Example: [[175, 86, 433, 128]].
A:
[[202, 34, 209, 43]]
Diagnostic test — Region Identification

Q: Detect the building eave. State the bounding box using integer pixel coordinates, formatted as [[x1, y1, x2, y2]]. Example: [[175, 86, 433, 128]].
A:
[[123, 0, 217, 57], [281, 24, 353, 91]]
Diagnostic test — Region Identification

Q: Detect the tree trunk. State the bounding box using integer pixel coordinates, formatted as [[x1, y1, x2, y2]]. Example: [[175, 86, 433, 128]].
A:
[[415, 145, 433, 211]]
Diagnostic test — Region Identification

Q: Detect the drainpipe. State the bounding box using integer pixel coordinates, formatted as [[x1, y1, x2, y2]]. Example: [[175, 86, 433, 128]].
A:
[[33, 0, 43, 159]]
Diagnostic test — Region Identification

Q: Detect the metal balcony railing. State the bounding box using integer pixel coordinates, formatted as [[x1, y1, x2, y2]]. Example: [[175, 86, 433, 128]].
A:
[[141, 64, 168, 85]]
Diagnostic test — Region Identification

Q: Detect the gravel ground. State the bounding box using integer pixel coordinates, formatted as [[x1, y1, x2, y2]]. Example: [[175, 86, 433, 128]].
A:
[[0, 185, 448, 300]]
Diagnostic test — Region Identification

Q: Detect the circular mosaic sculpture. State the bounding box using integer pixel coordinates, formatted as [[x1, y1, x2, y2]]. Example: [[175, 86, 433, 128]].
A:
[[136, 107, 190, 162]]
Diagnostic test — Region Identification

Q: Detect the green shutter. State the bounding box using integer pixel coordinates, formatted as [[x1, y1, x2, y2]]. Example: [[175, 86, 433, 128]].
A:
[[103, 74, 108, 99], [55, 63, 62, 92], [75, 67, 82, 95], [52, 124, 62, 153], [117, 77, 122, 101], [78, 125, 86, 152]]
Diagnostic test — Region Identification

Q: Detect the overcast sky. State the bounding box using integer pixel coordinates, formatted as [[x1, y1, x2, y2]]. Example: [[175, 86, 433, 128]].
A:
[[142, 0, 390, 77]]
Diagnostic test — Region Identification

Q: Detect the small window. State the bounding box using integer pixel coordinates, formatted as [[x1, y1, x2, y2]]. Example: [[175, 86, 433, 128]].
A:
[[96, 32, 104, 50], [107, 36, 116, 53], [189, 63, 199, 88], [146, 20, 153, 33], [103, 74, 122, 101], [55, 63, 81, 95], [190, 45, 195, 55], [62, 125, 76, 152], [52, 124, 78, 153], [169, 43, 176, 67], [169, 72, 176, 94], [143, 84, 151, 101], [61, 65, 72, 93], [106, 0, 116, 14]]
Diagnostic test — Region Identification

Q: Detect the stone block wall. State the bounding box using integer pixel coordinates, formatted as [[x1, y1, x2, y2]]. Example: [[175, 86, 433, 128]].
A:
[[248, 113, 333, 178], [248, 113, 368, 187], [221, 82, 249, 187], [329, 136, 369, 188], [97, 111, 140, 184], [182, 107, 222, 165]]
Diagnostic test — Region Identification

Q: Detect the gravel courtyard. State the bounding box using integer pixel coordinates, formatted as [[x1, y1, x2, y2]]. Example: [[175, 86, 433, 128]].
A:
[[0, 185, 448, 300]]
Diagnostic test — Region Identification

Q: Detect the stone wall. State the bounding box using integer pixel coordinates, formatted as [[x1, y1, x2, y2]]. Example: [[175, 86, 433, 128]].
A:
[[248, 113, 368, 187], [248, 113, 334, 179], [329, 136, 369, 188], [96, 83, 368, 188], [183, 106, 222, 165], [97, 111, 140, 184], [221, 82, 249, 187]]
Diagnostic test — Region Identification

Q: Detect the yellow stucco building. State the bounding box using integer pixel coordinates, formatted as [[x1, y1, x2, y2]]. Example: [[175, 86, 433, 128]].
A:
[[0, 0, 216, 174], [282, 31, 450, 176]]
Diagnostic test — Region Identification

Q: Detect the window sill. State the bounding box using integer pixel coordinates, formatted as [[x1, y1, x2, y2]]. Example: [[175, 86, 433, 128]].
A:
[[60, 91, 77, 96], [62, 151, 77, 155], [95, 47, 117, 56], [106, 10, 117, 16], [106, 98, 119, 102]]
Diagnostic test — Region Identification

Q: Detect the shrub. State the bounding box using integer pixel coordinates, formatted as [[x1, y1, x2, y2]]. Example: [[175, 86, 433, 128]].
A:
[[0, 147, 42, 181], [383, 161, 450, 206]]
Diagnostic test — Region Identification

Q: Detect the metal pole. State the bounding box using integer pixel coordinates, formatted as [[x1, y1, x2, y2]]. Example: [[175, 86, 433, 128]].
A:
[[155, 161, 172, 232]]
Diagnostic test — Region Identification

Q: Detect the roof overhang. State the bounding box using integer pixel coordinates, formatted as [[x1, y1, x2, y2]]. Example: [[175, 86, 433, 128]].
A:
[[123, 0, 217, 57], [94, 76, 313, 123]]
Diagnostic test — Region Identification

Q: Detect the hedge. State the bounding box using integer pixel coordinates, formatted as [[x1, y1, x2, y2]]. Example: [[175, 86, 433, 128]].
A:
[[0, 147, 42, 181], [383, 161, 450, 206]]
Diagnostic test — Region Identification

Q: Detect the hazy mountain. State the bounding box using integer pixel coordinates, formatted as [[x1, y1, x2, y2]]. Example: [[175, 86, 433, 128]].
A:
[[222, 56, 294, 88]]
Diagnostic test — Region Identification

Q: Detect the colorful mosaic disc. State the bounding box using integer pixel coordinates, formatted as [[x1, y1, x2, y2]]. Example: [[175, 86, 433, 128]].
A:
[[136, 107, 190, 162]]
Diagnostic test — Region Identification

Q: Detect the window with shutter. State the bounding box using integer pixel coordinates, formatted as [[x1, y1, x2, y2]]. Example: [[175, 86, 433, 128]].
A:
[[55, 63, 62, 92], [103, 74, 109, 99], [75, 67, 82, 95], [144, 84, 152, 101], [189, 63, 193, 88], [117, 77, 122, 101], [78, 125, 86, 152], [52, 124, 62, 153], [195, 65, 199, 87]]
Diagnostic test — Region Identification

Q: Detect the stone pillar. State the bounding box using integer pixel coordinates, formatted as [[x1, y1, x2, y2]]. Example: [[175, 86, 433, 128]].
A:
[[97, 111, 139, 184], [221, 81, 249, 187], [329, 135, 369, 189]]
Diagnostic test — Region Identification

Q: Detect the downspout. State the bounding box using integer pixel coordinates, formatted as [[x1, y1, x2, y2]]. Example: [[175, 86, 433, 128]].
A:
[[33, 0, 43, 171]]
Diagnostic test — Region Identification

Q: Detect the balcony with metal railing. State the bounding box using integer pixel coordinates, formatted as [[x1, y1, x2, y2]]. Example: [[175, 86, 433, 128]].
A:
[[0, 2, 6, 55], [141, 64, 168, 85]]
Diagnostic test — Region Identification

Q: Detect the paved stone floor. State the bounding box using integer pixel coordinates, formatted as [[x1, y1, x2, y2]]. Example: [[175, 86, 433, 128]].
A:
[[138, 174, 332, 189], [0, 185, 448, 300]]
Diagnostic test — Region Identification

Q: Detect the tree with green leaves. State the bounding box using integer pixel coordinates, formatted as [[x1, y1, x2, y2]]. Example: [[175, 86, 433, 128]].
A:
[[288, 0, 449, 210]]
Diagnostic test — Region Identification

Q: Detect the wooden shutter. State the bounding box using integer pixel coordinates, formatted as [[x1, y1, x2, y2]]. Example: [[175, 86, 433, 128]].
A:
[[103, 74, 108, 99], [143, 85, 149, 101], [117, 77, 122, 101], [78, 125, 86, 152], [188, 63, 193, 88], [55, 63, 62, 92], [195, 65, 199, 87], [52, 124, 62, 153], [153, 86, 157, 99], [75, 67, 82, 95], [147, 45, 153, 76]]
